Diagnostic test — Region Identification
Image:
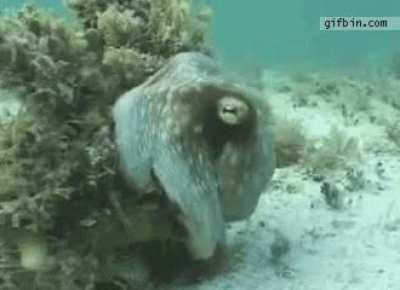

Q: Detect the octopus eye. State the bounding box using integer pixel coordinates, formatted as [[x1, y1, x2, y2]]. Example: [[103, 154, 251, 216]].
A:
[[222, 105, 238, 114], [217, 96, 250, 125]]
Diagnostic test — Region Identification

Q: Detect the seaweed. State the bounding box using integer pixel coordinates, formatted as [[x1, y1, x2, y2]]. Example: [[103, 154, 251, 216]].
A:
[[385, 118, 400, 149], [303, 127, 361, 173], [0, 1, 211, 289], [288, 72, 374, 115], [274, 119, 310, 168]]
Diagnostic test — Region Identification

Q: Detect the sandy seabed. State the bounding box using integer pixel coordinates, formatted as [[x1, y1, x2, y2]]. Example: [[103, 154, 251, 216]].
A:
[[160, 70, 400, 290], [1, 69, 400, 290]]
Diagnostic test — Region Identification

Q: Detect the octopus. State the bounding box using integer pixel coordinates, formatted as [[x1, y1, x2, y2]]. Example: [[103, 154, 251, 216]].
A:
[[113, 52, 276, 259]]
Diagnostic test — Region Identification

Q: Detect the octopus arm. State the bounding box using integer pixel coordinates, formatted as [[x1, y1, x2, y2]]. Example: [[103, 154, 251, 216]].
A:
[[152, 142, 225, 260]]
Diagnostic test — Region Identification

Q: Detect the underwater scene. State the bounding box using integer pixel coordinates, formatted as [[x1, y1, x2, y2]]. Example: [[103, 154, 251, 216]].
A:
[[0, 0, 400, 289]]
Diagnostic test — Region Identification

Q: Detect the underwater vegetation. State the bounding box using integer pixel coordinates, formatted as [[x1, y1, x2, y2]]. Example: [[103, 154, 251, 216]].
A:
[[274, 118, 308, 168], [274, 63, 400, 165], [274, 121, 362, 174], [385, 118, 400, 149], [303, 127, 361, 173], [0, 0, 212, 289], [272, 71, 372, 177]]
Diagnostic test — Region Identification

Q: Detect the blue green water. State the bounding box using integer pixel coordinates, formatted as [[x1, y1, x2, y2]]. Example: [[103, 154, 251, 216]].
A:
[[2, 0, 400, 71], [0, 0, 64, 13], [209, 0, 400, 70]]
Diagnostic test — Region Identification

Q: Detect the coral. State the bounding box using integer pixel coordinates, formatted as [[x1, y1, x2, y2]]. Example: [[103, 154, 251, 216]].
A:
[[0, 0, 212, 288]]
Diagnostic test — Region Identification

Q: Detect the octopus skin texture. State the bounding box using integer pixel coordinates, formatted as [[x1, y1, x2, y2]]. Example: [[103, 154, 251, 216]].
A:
[[113, 52, 276, 260]]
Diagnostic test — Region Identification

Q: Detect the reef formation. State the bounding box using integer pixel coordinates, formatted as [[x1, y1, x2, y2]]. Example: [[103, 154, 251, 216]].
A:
[[0, 1, 212, 289]]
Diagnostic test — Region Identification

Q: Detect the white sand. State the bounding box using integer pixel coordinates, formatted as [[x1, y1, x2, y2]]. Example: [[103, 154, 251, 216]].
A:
[[159, 71, 400, 290]]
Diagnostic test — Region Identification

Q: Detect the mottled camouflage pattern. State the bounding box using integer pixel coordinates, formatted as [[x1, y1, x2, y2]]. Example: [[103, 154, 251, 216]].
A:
[[113, 52, 276, 259]]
